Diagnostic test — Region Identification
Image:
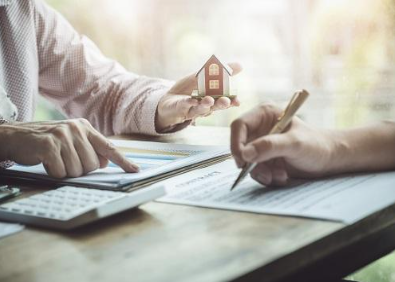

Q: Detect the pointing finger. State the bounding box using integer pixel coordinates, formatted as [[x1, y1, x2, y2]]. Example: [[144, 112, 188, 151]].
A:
[[88, 132, 139, 173]]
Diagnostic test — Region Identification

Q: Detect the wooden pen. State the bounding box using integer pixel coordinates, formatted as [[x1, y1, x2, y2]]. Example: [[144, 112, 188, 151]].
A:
[[230, 89, 310, 191]]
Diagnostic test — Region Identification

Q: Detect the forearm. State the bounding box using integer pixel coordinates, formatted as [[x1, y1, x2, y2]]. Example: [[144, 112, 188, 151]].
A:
[[33, 0, 173, 136], [328, 121, 395, 174]]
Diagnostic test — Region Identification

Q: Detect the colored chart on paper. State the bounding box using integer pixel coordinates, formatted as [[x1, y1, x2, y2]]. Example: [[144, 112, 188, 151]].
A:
[[5, 139, 229, 189], [109, 146, 198, 171]]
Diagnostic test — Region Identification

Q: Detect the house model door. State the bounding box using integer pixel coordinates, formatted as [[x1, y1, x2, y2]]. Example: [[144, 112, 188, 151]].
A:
[[204, 56, 223, 97]]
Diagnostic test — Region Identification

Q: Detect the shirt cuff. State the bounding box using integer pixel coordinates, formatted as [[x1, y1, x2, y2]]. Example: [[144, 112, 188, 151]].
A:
[[0, 119, 14, 169], [138, 87, 191, 136]]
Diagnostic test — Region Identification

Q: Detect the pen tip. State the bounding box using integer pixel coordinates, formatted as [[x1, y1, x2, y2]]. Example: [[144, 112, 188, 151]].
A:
[[230, 180, 239, 191]]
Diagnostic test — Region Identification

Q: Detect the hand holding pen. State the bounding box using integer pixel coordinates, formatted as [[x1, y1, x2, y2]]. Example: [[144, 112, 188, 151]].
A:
[[230, 90, 310, 190]]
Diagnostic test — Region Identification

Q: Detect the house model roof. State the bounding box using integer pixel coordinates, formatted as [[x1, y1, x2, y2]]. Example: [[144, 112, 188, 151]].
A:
[[195, 55, 233, 77]]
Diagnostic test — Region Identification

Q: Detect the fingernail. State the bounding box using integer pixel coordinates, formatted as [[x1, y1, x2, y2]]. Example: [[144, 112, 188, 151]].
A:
[[242, 145, 257, 162], [130, 163, 140, 172]]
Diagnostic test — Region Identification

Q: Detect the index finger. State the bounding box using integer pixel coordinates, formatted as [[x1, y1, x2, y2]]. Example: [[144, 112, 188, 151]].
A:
[[230, 104, 282, 166], [88, 132, 139, 173], [230, 118, 248, 168]]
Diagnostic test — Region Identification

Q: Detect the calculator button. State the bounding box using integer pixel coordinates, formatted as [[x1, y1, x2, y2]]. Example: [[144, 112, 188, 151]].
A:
[[0, 185, 159, 229]]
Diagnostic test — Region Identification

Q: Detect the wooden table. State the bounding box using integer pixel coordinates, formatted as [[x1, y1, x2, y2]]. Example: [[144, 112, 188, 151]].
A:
[[1, 126, 395, 282]]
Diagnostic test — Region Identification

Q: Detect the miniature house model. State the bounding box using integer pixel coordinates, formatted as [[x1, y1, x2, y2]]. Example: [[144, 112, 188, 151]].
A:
[[194, 55, 235, 99]]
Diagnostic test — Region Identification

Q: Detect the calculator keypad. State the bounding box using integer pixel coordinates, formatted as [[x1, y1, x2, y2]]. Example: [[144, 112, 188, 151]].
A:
[[0, 186, 126, 220]]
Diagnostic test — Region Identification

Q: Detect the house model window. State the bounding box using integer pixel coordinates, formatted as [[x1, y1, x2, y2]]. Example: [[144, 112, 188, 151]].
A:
[[194, 54, 236, 100], [209, 64, 219, 76], [209, 80, 219, 89]]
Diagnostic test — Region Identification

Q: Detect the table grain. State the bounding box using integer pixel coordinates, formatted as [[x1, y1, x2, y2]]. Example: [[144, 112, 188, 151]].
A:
[[1, 126, 393, 282]]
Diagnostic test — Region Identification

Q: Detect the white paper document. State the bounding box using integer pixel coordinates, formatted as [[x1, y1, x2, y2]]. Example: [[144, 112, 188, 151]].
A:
[[158, 160, 395, 224], [0, 222, 24, 239], [2, 140, 229, 190]]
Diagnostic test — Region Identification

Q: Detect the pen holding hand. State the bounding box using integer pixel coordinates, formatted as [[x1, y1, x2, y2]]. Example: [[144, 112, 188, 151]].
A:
[[230, 90, 342, 188]]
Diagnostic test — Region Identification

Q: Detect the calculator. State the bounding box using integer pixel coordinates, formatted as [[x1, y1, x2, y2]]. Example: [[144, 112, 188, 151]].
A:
[[0, 185, 165, 230]]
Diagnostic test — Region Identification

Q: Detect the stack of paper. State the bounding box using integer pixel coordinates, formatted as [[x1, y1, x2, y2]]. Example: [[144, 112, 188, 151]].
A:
[[158, 159, 395, 224], [0, 140, 230, 191]]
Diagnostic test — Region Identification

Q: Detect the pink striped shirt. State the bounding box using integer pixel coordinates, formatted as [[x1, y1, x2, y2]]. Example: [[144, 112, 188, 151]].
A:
[[0, 0, 178, 137]]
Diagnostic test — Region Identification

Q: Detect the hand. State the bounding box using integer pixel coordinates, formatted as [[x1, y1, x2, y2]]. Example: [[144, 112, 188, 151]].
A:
[[156, 62, 242, 132], [0, 119, 139, 178], [230, 104, 341, 186]]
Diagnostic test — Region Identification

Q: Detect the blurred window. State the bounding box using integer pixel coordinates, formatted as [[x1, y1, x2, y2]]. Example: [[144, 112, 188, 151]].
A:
[[209, 80, 219, 89], [209, 64, 219, 76], [38, 0, 395, 129]]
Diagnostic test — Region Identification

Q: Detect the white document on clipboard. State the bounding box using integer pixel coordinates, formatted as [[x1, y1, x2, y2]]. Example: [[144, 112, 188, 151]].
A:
[[158, 159, 395, 224], [2, 140, 229, 190]]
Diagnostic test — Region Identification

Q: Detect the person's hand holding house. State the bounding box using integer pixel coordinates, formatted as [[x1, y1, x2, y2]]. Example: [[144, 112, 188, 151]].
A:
[[156, 61, 242, 132]]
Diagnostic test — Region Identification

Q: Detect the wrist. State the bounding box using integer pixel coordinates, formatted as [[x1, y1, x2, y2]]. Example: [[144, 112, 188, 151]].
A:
[[322, 129, 352, 175], [155, 107, 174, 133], [155, 109, 192, 133], [334, 121, 395, 173], [156, 97, 190, 133]]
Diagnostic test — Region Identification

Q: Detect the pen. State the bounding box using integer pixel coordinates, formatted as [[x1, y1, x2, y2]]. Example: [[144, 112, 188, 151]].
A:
[[230, 89, 310, 191]]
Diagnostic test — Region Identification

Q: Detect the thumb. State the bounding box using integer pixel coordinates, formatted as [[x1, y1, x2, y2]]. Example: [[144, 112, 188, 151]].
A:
[[168, 73, 197, 95], [228, 62, 242, 76], [174, 95, 199, 111], [241, 133, 294, 163]]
